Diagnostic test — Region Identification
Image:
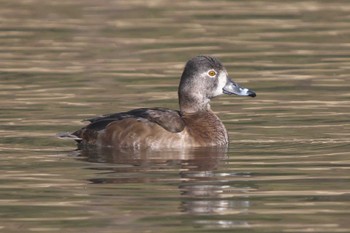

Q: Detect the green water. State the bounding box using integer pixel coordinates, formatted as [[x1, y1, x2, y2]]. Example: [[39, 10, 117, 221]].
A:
[[0, 0, 350, 232]]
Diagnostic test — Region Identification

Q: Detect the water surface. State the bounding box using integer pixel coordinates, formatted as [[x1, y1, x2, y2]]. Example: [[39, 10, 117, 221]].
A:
[[0, 0, 350, 232]]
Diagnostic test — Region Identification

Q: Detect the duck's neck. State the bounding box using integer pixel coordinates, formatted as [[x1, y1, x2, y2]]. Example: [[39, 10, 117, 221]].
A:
[[179, 93, 210, 113]]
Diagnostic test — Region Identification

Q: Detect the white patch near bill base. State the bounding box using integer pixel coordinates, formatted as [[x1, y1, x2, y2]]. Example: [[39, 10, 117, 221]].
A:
[[212, 72, 227, 96]]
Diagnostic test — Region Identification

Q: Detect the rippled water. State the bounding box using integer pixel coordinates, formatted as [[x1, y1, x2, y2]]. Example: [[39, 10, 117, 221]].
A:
[[1, 0, 350, 232]]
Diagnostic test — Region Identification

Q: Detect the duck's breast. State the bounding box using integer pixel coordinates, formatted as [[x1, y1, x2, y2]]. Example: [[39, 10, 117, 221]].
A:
[[182, 111, 228, 147]]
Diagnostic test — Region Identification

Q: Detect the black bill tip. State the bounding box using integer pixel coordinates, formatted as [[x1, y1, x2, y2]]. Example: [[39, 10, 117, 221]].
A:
[[248, 90, 256, 98]]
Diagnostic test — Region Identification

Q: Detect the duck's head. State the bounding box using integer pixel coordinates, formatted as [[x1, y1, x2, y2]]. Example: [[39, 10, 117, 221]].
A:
[[178, 56, 256, 113]]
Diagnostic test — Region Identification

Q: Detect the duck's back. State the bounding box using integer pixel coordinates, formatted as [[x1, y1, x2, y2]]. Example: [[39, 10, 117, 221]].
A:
[[73, 108, 187, 149]]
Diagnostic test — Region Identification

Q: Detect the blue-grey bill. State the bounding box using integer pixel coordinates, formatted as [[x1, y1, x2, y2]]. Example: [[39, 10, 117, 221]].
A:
[[223, 79, 256, 97]]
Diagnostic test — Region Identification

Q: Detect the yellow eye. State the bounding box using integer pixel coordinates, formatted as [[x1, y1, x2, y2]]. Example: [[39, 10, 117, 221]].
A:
[[208, 70, 216, 77]]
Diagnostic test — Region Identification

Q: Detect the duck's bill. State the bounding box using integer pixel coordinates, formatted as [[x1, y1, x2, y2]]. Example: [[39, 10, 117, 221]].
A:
[[223, 79, 256, 97]]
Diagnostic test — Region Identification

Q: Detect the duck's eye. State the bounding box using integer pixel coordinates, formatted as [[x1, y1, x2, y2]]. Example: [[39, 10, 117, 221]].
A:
[[208, 70, 216, 77]]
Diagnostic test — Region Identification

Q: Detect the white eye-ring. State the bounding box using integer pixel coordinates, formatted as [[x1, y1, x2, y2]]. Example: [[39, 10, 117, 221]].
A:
[[208, 70, 217, 77]]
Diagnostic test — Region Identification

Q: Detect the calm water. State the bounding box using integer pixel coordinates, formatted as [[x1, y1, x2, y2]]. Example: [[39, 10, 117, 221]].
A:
[[1, 0, 350, 232]]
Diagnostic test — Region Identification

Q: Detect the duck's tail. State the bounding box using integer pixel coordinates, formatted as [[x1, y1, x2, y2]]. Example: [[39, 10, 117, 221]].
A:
[[57, 132, 82, 142]]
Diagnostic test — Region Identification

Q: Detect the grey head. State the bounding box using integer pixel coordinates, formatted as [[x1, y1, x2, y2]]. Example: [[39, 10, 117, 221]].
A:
[[178, 56, 256, 113]]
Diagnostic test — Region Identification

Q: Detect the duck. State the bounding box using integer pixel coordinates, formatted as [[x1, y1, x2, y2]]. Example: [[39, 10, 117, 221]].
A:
[[63, 56, 256, 150]]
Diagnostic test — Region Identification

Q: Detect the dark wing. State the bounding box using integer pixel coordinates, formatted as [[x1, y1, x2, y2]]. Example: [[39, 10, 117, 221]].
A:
[[79, 107, 185, 133]]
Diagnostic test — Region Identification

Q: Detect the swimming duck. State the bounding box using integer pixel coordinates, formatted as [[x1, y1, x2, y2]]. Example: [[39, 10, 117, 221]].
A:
[[67, 56, 256, 150]]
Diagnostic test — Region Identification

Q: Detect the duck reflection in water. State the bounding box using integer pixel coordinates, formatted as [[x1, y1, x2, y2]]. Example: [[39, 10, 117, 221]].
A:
[[78, 146, 251, 225]]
